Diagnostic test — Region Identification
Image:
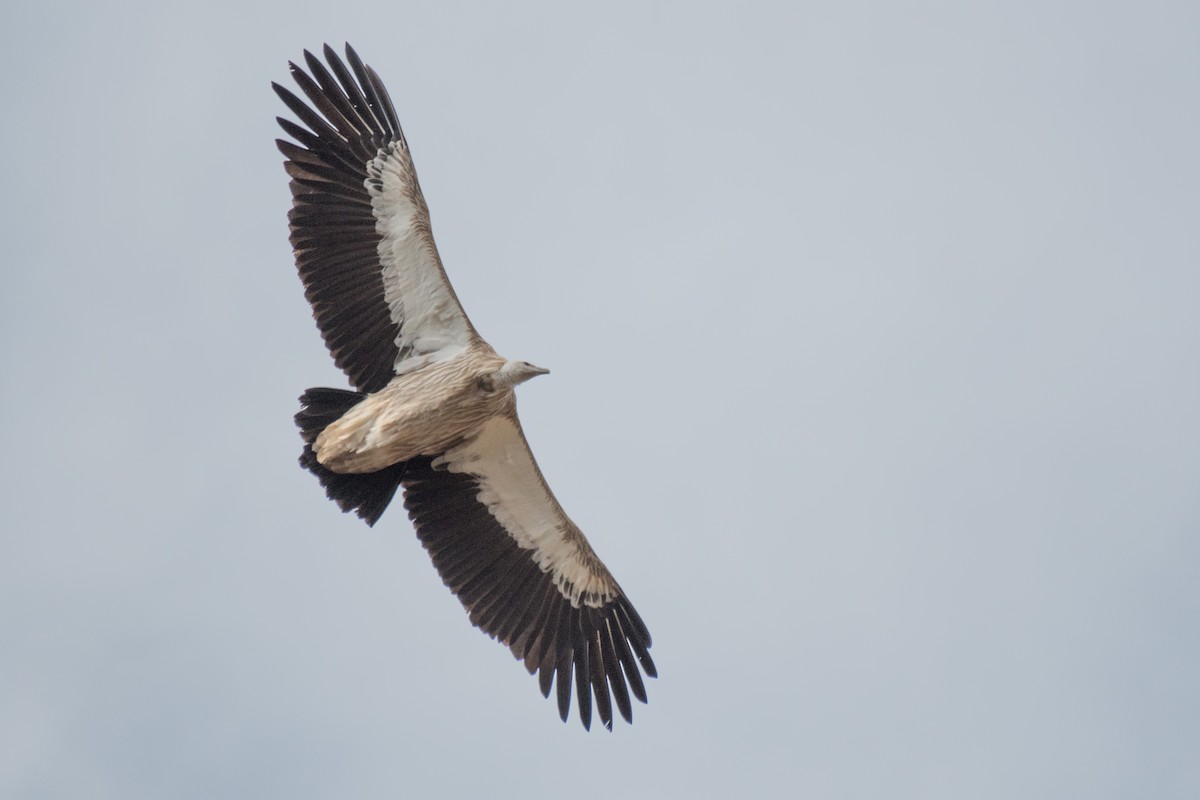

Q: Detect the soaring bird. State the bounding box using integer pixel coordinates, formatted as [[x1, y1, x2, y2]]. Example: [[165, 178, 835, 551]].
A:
[[273, 44, 656, 730]]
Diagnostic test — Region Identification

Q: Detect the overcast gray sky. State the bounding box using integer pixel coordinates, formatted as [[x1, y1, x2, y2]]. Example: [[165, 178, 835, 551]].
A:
[[2, 1, 1198, 797]]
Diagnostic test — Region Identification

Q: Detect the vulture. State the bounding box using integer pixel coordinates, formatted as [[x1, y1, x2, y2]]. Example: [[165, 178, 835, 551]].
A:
[[273, 44, 656, 730]]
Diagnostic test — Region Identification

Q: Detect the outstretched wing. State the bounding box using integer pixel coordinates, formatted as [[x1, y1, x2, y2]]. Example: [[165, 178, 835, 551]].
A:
[[274, 44, 477, 394], [401, 415, 657, 730]]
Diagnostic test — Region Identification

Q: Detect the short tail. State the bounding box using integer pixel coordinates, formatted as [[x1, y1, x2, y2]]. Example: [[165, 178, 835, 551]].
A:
[[295, 388, 408, 526]]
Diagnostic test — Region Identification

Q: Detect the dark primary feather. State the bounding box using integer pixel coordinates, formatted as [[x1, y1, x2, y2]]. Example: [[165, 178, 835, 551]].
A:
[[344, 44, 401, 137], [401, 457, 656, 730], [319, 44, 399, 141]]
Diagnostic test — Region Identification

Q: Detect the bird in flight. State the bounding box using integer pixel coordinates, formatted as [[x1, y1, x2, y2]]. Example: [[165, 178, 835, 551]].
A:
[[273, 44, 656, 730]]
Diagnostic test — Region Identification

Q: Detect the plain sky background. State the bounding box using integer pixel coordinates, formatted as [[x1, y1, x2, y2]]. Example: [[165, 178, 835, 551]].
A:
[[2, 1, 1198, 797]]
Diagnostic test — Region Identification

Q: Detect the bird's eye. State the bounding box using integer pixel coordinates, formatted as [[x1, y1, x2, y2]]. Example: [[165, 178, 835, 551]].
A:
[[477, 375, 496, 394]]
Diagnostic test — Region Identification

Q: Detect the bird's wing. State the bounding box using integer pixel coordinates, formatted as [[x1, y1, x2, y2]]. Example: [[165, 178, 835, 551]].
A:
[[274, 44, 477, 394], [401, 414, 656, 730]]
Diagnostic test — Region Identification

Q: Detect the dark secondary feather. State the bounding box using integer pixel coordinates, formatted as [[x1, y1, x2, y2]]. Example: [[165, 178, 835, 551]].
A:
[[273, 44, 405, 395], [401, 457, 657, 731]]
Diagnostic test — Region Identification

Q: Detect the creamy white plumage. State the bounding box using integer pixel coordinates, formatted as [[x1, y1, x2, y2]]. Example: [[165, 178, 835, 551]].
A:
[[274, 44, 655, 730]]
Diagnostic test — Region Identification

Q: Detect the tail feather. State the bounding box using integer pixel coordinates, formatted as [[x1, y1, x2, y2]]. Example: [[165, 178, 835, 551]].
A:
[[295, 388, 407, 526]]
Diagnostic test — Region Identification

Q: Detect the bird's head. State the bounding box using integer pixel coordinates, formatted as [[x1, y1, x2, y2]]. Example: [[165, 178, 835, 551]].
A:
[[480, 360, 550, 393], [496, 359, 550, 387]]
